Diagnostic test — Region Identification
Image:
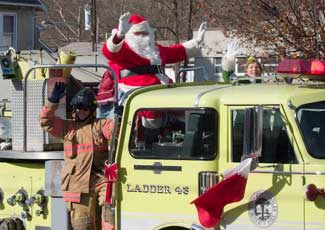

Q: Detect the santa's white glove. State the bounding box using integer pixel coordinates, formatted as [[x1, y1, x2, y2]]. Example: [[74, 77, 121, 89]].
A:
[[196, 22, 207, 45], [222, 41, 240, 71], [117, 12, 132, 38]]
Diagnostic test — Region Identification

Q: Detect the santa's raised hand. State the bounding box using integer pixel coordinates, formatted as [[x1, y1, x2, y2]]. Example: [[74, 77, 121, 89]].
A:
[[117, 12, 132, 38], [196, 22, 207, 45]]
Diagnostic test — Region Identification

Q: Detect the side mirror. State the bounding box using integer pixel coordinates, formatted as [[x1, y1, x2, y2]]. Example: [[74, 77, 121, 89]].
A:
[[242, 107, 263, 165]]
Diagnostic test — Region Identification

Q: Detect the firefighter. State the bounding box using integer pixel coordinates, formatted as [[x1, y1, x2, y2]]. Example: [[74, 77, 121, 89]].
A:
[[39, 82, 115, 230]]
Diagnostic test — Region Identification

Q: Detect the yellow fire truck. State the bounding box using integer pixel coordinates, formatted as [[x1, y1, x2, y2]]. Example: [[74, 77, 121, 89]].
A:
[[0, 48, 324, 230]]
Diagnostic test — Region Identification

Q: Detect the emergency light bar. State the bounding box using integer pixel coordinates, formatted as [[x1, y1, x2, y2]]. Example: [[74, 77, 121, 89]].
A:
[[276, 59, 325, 78]]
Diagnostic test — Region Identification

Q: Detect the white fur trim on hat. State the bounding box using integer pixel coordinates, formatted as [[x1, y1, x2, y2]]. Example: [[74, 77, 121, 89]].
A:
[[182, 39, 201, 58], [128, 21, 151, 34], [106, 29, 124, 53]]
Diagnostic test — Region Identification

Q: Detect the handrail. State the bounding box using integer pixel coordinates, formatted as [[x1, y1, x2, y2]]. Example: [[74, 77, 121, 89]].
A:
[[38, 39, 58, 61], [176, 66, 207, 83], [23, 64, 118, 154]]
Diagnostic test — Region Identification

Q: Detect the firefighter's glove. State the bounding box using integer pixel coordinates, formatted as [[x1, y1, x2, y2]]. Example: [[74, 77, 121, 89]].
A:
[[196, 22, 207, 45], [48, 82, 66, 103], [117, 12, 132, 38], [222, 41, 240, 71]]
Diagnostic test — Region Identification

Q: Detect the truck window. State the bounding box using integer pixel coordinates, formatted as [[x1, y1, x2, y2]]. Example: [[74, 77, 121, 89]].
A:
[[129, 108, 217, 160], [231, 108, 297, 163], [297, 101, 325, 159]]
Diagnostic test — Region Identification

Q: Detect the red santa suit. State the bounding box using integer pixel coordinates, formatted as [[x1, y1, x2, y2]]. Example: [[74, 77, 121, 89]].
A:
[[101, 14, 201, 97]]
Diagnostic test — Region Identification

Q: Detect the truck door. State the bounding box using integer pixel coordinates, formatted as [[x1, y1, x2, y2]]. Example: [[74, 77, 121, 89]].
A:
[[220, 106, 304, 229], [117, 108, 218, 229], [295, 102, 325, 229]]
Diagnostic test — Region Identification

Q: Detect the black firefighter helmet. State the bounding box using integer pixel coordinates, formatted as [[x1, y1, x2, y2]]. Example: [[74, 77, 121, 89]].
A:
[[70, 88, 97, 111]]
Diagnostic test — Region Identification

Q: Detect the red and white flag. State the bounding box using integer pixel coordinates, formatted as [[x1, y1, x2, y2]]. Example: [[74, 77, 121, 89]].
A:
[[191, 158, 252, 228]]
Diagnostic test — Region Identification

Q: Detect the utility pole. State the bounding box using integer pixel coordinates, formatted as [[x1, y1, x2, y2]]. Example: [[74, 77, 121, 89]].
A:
[[91, 0, 97, 52]]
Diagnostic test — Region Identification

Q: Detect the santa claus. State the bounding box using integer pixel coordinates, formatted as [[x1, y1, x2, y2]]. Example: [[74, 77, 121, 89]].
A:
[[98, 12, 207, 108], [98, 12, 207, 148]]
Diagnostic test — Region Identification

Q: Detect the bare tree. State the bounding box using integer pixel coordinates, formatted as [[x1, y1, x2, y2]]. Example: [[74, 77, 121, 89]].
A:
[[38, 0, 205, 51], [205, 0, 325, 58], [38, 0, 89, 47]]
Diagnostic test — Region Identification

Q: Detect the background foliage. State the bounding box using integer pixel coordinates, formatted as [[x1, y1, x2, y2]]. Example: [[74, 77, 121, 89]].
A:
[[38, 0, 325, 58]]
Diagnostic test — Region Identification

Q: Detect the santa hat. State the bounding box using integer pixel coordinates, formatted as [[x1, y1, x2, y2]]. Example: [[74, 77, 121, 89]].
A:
[[127, 14, 151, 34]]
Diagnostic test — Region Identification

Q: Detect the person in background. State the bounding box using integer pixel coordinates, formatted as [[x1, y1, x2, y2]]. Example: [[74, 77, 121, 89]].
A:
[[40, 82, 115, 230], [97, 12, 207, 118], [96, 70, 116, 119], [244, 56, 263, 79], [221, 41, 263, 83]]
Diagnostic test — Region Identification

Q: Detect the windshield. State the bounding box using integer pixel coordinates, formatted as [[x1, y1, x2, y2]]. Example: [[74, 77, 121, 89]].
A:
[[297, 101, 325, 159], [129, 108, 217, 160]]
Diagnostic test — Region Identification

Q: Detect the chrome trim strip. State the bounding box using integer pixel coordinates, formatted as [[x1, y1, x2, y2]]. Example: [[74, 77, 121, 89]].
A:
[[134, 165, 182, 172], [0, 151, 63, 160], [199, 172, 219, 195], [191, 224, 204, 230], [194, 85, 232, 107], [134, 162, 182, 174], [252, 170, 325, 175]]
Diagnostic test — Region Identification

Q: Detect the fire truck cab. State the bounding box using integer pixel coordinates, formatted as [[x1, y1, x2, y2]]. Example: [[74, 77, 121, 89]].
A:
[[114, 78, 325, 230]]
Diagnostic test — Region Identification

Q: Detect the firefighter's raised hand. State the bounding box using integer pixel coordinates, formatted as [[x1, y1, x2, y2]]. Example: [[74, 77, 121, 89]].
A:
[[48, 82, 66, 103], [196, 22, 207, 45], [117, 12, 132, 38]]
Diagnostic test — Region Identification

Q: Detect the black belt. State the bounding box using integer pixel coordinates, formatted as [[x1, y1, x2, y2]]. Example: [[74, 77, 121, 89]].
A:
[[120, 65, 165, 78]]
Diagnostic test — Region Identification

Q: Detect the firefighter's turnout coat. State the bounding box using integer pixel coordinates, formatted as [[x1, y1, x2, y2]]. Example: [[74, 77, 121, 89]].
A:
[[40, 102, 114, 203]]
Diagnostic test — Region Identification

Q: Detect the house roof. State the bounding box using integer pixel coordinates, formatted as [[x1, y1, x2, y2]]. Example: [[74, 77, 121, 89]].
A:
[[0, 0, 47, 11]]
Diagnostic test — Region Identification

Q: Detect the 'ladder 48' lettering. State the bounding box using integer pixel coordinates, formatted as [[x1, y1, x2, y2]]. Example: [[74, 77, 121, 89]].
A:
[[127, 184, 189, 195]]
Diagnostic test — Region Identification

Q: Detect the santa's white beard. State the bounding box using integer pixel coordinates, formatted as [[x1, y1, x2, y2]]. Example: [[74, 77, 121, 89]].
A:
[[125, 31, 161, 65]]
